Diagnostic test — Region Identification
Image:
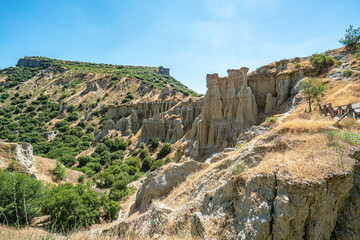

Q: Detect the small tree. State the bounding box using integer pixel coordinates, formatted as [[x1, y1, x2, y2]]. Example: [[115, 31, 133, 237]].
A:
[[339, 25, 360, 46], [300, 78, 328, 112], [53, 162, 66, 181]]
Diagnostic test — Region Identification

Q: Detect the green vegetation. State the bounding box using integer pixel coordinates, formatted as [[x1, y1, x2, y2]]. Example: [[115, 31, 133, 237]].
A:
[[15, 56, 199, 97], [325, 129, 360, 147], [355, 45, 360, 60], [53, 162, 66, 181], [0, 170, 45, 227], [0, 66, 41, 89], [339, 25, 360, 46], [301, 78, 328, 112], [343, 70, 353, 77], [0, 93, 94, 163], [122, 91, 134, 104], [265, 117, 278, 124], [310, 54, 335, 69], [151, 137, 160, 149], [157, 143, 172, 159], [0, 170, 120, 231], [294, 63, 301, 68]]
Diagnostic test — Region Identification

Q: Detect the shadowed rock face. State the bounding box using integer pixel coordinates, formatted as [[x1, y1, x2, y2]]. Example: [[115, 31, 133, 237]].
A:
[[190, 68, 258, 158], [104, 98, 203, 142]]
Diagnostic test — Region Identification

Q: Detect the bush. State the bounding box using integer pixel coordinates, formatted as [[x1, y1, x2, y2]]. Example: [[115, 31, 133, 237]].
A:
[[0, 170, 45, 226], [141, 156, 154, 171], [125, 156, 141, 169], [151, 137, 159, 148], [310, 54, 334, 69], [111, 150, 125, 161], [95, 143, 108, 154], [265, 117, 278, 124], [109, 180, 129, 201], [157, 143, 172, 159], [150, 159, 165, 171], [65, 112, 79, 122], [53, 162, 66, 181], [43, 183, 117, 231], [339, 25, 360, 46], [59, 154, 77, 167]]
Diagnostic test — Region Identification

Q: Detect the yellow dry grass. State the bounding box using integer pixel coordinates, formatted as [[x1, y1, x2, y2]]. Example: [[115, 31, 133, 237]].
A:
[[243, 132, 356, 182], [0, 225, 197, 240], [323, 81, 360, 106], [33, 156, 83, 185], [278, 118, 335, 133]]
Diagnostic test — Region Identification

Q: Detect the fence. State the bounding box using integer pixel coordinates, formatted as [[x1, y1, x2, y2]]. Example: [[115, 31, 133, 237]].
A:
[[318, 102, 360, 119]]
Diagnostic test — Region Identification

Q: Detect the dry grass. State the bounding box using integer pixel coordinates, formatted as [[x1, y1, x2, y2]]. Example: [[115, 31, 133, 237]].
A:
[[322, 80, 360, 106], [0, 225, 60, 240], [243, 132, 356, 182], [33, 156, 83, 185], [278, 118, 335, 134], [0, 224, 197, 240]]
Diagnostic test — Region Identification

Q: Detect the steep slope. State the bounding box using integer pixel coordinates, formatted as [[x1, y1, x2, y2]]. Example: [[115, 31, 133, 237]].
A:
[[107, 44, 360, 239]]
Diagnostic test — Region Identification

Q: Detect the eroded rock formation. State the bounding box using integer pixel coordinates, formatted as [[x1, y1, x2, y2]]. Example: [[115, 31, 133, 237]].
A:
[[190, 68, 258, 157], [104, 98, 203, 142]]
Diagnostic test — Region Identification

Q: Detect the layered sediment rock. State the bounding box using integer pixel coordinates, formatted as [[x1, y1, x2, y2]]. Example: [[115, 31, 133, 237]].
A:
[[104, 98, 203, 142], [190, 68, 258, 157], [248, 58, 319, 110]]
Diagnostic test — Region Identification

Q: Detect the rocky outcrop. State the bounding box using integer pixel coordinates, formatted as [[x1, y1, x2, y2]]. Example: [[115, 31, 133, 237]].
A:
[[0, 142, 34, 172], [248, 58, 319, 110], [332, 165, 360, 239], [190, 68, 258, 158], [131, 160, 208, 213], [104, 98, 203, 141], [158, 86, 172, 99]]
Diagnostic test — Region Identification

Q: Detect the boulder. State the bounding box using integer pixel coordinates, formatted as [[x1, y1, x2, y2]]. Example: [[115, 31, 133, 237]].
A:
[[131, 160, 208, 213]]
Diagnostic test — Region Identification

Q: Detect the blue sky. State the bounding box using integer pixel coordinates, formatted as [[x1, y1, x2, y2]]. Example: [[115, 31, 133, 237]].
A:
[[0, 0, 359, 93]]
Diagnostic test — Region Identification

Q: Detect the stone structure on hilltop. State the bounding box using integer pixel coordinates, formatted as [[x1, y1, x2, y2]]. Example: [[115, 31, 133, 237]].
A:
[[190, 67, 258, 158], [159, 66, 170, 76]]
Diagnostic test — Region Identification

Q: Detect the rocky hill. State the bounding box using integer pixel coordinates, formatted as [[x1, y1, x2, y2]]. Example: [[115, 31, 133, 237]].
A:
[[0, 44, 359, 239]]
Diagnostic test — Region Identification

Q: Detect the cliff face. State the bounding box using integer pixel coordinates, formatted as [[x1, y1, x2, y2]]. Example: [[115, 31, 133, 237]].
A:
[[248, 58, 319, 110], [190, 68, 258, 157], [104, 98, 203, 143]]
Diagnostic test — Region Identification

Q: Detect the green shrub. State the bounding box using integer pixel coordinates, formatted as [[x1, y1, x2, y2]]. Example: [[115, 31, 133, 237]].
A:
[[78, 175, 85, 183], [355, 45, 360, 60], [53, 162, 66, 181], [95, 143, 108, 154], [151, 159, 165, 171], [65, 112, 79, 122], [111, 150, 125, 161], [294, 63, 301, 68], [59, 154, 77, 167], [109, 180, 129, 201], [151, 137, 159, 148], [157, 143, 172, 159], [141, 156, 154, 171], [125, 156, 141, 169], [310, 54, 335, 69], [43, 183, 118, 231], [265, 117, 278, 124], [0, 170, 45, 226]]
